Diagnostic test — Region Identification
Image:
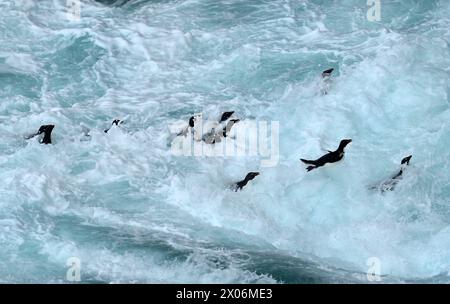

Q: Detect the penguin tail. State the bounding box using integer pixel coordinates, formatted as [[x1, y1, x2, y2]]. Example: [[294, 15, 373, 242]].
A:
[[300, 159, 316, 165]]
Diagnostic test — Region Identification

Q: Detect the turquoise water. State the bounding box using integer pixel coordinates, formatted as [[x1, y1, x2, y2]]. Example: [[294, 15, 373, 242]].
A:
[[0, 0, 449, 283]]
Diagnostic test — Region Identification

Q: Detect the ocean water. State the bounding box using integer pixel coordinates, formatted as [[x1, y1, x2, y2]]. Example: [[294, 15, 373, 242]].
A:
[[0, 0, 449, 283]]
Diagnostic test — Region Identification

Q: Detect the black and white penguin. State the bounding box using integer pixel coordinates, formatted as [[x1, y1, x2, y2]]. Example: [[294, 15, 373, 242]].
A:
[[203, 118, 240, 144], [189, 116, 195, 128], [321, 68, 334, 95], [104, 119, 122, 133], [374, 155, 412, 192], [322, 68, 334, 78], [233, 172, 260, 192], [300, 139, 352, 172], [177, 115, 198, 137], [201, 112, 239, 144], [221, 119, 240, 138], [26, 125, 55, 144]]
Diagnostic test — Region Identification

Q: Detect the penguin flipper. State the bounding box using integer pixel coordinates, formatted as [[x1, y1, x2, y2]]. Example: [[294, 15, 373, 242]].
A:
[[24, 133, 38, 140], [177, 126, 189, 137]]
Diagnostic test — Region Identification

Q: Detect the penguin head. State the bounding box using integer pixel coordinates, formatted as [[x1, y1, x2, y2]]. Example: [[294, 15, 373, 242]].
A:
[[338, 139, 352, 150], [190, 114, 202, 127], [36, 125, 54, 144], [189, 116, 195, 128], [245, 172, 260, 181], [37, 125, 55, 135], [401, 155, 412, 166], [220, 111, 235, 123]]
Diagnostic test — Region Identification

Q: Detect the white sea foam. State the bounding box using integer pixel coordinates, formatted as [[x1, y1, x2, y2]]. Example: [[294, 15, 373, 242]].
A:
[[0, 0, 449, 283]]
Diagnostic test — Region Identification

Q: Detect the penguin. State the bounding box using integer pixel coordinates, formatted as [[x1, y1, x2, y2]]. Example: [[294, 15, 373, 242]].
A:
[[300, 139, 352, 172], [219, 111, 235, 123], [321, 68, 334, 95], [374, 155, 412, 192], [178, 112, 237, 144], [221, 119, 240, 138], [322, 68, 334, 78], [25, 125, 55, 144], [177, 116, 197, 137], [201, 111, 240, 144], [233, 172, 260, 192], [203, 118, 241, 144], [104, 119, 122, 133], [189, 116, 195, 128]]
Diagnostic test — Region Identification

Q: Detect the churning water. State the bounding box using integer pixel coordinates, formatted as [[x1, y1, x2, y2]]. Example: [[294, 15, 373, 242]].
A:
[[0, 0, 449, 283]]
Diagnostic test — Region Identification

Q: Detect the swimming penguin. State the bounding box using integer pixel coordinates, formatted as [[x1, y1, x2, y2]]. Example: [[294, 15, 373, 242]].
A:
[[300, 139, 352, 172], [321, 68, 334, 95], [233, 172, 260, 192], [221, 119, 240, 137], [25, 125, 55, 144], [177, 116, 196, 137], [219, 111, 235, 123], [104, 119, 122, 133], [322, 68, 334, 78], [202, 118, 240, 144], [373, 155, 412, 192], [189, 116, 195, 128]]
